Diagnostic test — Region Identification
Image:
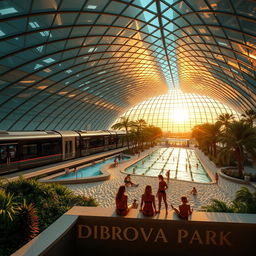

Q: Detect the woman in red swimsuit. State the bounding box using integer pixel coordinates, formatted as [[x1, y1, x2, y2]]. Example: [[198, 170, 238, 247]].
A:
[[157, 175, 168, 215], [140, 185, 156, 216], [115, 186, 131, 216]]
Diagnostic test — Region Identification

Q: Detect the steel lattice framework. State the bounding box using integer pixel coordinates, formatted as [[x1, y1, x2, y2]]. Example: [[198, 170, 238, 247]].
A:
[[113, 89, 241, 133], [0, 0, 255, 130]]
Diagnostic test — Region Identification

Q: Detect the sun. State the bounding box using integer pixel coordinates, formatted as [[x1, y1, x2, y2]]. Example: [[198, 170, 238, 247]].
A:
[[171, 108, 189, 123]]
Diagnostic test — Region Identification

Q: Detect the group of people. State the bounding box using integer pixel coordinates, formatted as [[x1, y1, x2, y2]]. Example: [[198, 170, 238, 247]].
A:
[[116, 174, 193, 220], [114, 153, 124, 167]]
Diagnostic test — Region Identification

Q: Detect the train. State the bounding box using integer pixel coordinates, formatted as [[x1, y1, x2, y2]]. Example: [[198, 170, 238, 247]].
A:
[[0, 130, 127, 175]]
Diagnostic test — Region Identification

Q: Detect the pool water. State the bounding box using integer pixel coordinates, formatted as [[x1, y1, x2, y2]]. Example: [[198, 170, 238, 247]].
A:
[[125, 148, 211, 183], [55, 156, 130, 180]]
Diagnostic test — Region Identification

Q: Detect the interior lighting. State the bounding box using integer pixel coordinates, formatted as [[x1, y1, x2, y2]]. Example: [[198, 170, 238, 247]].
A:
[[20, 80, 35, 84], [43, 58, 55, 63], [0, 7, 18, 15], [87, 5, 97, 9], [0, 30, 6, 36], [29, 21, 40, 28]]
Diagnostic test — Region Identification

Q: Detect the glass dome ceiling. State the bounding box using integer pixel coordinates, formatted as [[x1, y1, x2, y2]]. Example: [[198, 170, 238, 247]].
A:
[[0, 0, 255, 130], [112, 89, 241, 133]]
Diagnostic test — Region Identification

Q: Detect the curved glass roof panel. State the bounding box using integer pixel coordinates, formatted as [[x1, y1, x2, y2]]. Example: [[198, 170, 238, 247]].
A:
[[112, 89, 241, 134], [0, 0, 255, 130]]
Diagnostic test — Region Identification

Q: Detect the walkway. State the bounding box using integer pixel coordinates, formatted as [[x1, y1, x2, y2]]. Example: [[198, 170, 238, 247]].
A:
[[1, 147, 127, 182], [67, 147, 255, 211]]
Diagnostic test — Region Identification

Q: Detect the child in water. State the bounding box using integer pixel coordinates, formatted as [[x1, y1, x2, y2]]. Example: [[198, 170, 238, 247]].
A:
[[190, 187, 197, 195]]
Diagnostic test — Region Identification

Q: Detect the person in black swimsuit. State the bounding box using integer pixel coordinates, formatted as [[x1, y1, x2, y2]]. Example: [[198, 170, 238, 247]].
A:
[[156, 175, 168, 215]]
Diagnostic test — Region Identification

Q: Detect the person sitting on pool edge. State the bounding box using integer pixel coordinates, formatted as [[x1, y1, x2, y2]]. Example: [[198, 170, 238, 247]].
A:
[[171, 196, 193, 220], [124, 174, 139, 187], [140, 185, 156, 217], [116, 186, 132, 216]]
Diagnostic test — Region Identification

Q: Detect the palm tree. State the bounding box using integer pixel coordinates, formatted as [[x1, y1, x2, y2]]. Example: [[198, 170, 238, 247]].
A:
[[217, 113, 234, 129], [132, 119, 147, 149], [219, 121, 256, 177], [111, 117, 133, 149], [241, 109, 256, 128], [204, 122, 222, 157], [146, 125, 162, 147], [232, 186, 256, 213], [192, 123, 219, 155]]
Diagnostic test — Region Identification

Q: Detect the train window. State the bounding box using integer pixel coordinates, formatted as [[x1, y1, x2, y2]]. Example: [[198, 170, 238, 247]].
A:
[[42, 143, 51, 156], [0, 144, 17, 163], [0, 145, 7, 161], [42, 142, 61, 156], [89, 136, 104, 148], [22, 144, 38, 159], [81, 138, 89, 150]]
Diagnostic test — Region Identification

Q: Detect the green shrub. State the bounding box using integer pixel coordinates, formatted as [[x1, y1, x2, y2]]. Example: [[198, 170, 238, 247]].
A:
[[0, 177, 97, 255], [202, 187, 256, 213], [0, 189, 16, 223]]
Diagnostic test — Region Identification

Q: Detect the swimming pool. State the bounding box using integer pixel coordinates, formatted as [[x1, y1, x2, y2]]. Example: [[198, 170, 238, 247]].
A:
[[54, 156, 130, 180], [125, 148, 211, 183]]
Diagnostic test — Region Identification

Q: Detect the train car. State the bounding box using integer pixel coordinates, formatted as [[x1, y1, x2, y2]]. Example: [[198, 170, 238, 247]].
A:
[[0, 130, 128, 175], [55, 131, 78, 161], [107, 130, 118, 150], [116, 130, 127, 148], [0, 131, 62, 175], [77, 130, 110, 155]]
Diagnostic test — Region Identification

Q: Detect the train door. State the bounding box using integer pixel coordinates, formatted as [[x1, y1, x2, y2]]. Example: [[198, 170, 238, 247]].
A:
[[62, 137, 76, 160], [80, 137, 89, 156], [104, 136, 109, 151], [0, 143, 18, 173]]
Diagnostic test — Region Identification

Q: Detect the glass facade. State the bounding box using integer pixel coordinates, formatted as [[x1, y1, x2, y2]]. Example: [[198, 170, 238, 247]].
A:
[[0, 0, 255, 130], [112, 89, 241, 133]]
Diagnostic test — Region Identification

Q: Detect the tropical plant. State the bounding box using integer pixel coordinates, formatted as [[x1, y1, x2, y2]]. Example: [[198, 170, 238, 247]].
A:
[[0, 178, 97, 256], [132, 119, 147, 149], [219, 121, 256, 177], [204, 122, 221, 157], [111, 117, 133, 149], [232, 186, 256, 213], [0, 189, 16, 223], [202, 199, 233, 212], [202, 187, 256, 213], [15, 200, 39, 244], [217, 113, 234, 129], [241, 109, 256, 128], [192, 122, 221, 157]]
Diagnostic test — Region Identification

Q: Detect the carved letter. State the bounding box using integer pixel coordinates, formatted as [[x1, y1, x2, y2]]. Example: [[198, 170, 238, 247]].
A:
[[100, 226, 111, 240], [112, 226, 123, 240], [206, 230, 217, 245], [189, 230, 203, 245], [78, 225, 92, 239], [140, 228, 154, 242], [220, 232, 232, 246], [93, 225, 98, 239], [154, 228, 168, 243], [123, 227, 139, 241], [177, 229, 188, 243]]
